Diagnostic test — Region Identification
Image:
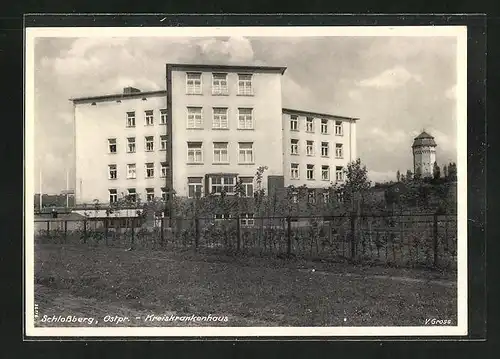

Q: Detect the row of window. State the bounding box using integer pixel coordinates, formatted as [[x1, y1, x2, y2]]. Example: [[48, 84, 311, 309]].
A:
[[290, 140, 343, 158], [108, 162, 169, 180], [186, 142, 254, 164], [290, 115, 344, 135], [186, 107, 254, 130], [290, 164, 344, 182], [109, 187, 169, 203], [186, 72, 253, 96], [126, 109, 167, 127], [186, 176, 254, 198], [108, 136, 167, 153]]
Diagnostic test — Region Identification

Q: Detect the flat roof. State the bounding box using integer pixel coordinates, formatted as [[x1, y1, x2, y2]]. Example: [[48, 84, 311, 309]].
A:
[[282, 108, 359, 121], [166, 63, 287, 75], [70, 90, 167, 104]]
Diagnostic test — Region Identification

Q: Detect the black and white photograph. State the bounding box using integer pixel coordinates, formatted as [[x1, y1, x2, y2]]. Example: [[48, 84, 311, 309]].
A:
[[25, 25, 468, 337]]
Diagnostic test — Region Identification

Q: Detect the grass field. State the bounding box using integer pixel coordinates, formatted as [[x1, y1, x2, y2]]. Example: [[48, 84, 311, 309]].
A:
[[34, 244, 457, 327]]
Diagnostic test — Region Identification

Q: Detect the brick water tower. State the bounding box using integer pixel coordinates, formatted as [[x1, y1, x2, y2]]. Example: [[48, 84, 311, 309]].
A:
[[412, 131, 437, 178]]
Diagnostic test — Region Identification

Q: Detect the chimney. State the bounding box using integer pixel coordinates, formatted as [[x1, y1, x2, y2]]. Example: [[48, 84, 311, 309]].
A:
[[123, 87, 141, 94]]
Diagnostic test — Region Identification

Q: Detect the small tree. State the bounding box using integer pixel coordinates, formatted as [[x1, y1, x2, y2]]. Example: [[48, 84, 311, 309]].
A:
[[447, 162, 457, 181], [396, 170, 401, 182], [414, 165, 422, 181], [433, 161, 441, 180], [406, 170, 413, 183], [340, 158, 371, 210], [443, 164, 448, 179]]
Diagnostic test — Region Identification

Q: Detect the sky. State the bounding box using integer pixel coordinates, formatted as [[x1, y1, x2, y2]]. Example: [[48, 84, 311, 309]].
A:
[[32, 34, 458, 194]]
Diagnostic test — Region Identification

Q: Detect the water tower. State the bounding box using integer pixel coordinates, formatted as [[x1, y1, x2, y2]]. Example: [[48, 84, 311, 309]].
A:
[[412, 130, 437, 178]]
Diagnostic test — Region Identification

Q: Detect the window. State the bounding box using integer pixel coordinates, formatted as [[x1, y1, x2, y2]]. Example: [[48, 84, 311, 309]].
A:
[[212, 73, 228, 95], [321, 119, 328, 134], [321, 142, 329, 157], [321, 165, 330, 181], [127, 137, 136, 153], [212, 107, 228, 129], [322, 191, 330, 204], [160, 135, 167, 151], [335, 120, 343, 136], [127, 164, 136, 179], [146, 188, 154, 202], [126, 112, 135, 127], [187, 107, 203, 128], [238, 108, 253, 129], [238, 74, 253, 95], [239, 177, 254, 197], [145, 163, 154, 178], [213, 142, 229, 163], [290, 115, 298, 131], [108, 165, 117, 180], [188, 177, 203, 198], [306, 141, 314, 156], [292, 192, 299, 203], [240, 213, 255, 227], [335, 143, 343, 158], [238, 142, 254, 164], [290, 139, 299, 155], [291, 163, 299, 179], [306, 117, 314, 132], [127, 188, 136, 202], [145, 110, 154, 126], [186, 72, 202, 94], [187, 142, 203, 163], [210, 175, 236, 195], [308, 190, 316, 204], [214, 213, 231, 221], [336, 166, 344, 181], [145, 136, 154, 152], [160, 162, 168, 178], [109, 189, 118, 204], [307, 164, 315, 180], [108, 138, 117, 153], [161, 187, 168, 201], [160, 109, 167, 124]]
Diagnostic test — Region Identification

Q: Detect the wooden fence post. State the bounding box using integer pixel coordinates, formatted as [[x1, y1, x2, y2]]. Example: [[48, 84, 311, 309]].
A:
[[64, 220, 68, 243], [160, 216, 165, 247], [236, 215, 241, 252], [131, 218, 135, 249], [83, 220, 87, 244], [46, 221, 50, 239], [194, 217, 200, 250], [350, 211, 357, 260], [433, 212, 439, 268], [104, 218, 109, 246], [286, 216, 292, 256]]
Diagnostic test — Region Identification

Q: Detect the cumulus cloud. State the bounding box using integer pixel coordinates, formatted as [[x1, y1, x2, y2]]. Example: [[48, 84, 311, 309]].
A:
[[198, 36, 254, 64], [358, 66, 423, 89]]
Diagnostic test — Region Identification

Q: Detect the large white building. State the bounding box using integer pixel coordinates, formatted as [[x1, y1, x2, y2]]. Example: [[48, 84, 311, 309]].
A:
[[71, 63, 359, 207]]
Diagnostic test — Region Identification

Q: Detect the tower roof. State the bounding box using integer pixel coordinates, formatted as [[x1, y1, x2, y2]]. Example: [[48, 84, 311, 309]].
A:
[[412, 131, 437, 148]]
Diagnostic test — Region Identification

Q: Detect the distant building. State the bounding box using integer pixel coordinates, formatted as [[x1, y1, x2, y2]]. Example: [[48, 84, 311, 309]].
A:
[[412, 131, 437, 178]]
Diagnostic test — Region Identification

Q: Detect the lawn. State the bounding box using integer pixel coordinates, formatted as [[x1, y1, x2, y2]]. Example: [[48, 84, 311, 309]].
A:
[[33, 244, 457, 327]]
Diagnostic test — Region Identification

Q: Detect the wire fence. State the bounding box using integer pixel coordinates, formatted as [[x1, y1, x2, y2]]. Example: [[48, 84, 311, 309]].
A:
[[34, 212, 457, 271]]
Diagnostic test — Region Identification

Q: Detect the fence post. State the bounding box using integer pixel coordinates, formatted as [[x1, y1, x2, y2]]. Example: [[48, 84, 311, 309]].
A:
[[236, 215, 241, 252], [104, 218, 109, 246], [83, 219, 87, 244], [194, 217, 200, 250], [160, 217, 165, 247], [433, 212, 439, 268], [286, 216, 292, 256], [46, 221, 50, 238], [130, 218, 135, 249], [350, 211, 357, 260], [64, 220, 68, 243]]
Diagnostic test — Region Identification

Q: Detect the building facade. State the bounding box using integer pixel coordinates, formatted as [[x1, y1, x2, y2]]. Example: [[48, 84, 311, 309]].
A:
[[72, 64, 358, 207], [282, 108, 357, 189], [73, 87, 168, 205], [412, 131, 437, 178]]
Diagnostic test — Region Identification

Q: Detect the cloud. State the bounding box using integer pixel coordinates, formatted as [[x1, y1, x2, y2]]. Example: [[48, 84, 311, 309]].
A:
[[368, 128, 408, 146], [357, 66, 423, 89], [198, 37, 254, 64]]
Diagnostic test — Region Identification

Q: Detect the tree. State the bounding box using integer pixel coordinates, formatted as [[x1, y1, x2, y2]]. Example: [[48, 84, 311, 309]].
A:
[[340, 158, 371, 209], [414, 165, 422, 181], [406, 170, 413, 182], [396, 170, 401, 182], [443, 164, 448, 179], [433, 161, 441, 180], [447, 162, 457, 181]]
